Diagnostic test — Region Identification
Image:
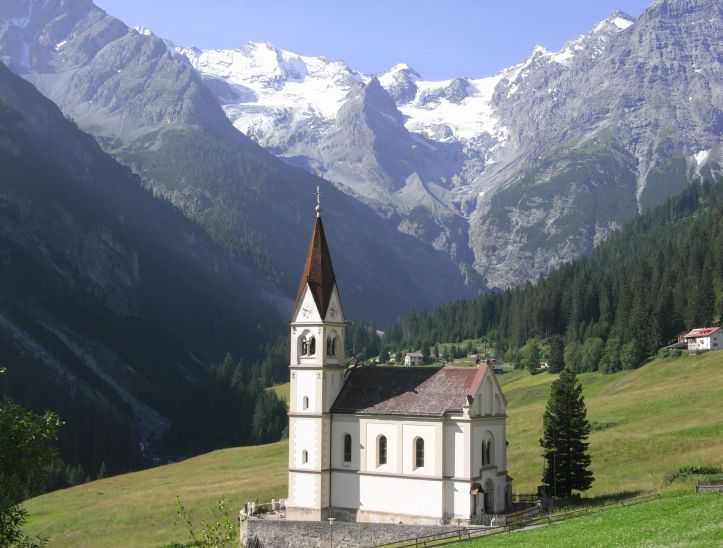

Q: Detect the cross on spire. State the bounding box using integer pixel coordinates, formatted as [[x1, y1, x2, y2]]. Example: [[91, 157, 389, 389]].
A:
[[315, 185, 323, 217]]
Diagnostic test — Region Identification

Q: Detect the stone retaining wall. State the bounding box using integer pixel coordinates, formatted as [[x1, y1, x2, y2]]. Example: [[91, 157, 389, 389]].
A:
[[242, 519, 467, 548]]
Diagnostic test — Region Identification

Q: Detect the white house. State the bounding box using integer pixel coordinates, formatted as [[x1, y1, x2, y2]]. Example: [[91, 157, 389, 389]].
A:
[[684, 326, 722, 351], [286, 202, 511, 525], [404, 352, 424, 367]]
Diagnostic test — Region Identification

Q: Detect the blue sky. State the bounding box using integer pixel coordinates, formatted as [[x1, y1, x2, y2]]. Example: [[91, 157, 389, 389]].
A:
[[94, 0, 652, 80]]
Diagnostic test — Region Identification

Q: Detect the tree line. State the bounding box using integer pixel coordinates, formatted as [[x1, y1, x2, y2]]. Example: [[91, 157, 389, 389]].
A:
[[381, 180, 723, 368]]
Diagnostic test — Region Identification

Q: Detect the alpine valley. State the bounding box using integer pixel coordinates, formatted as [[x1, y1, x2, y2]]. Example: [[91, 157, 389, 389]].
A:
[[176, 0, 721, 287], [0, 0, 721, 477]]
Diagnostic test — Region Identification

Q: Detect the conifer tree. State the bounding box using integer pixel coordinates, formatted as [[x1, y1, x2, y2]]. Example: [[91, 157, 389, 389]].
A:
[[547, 336, 564, 373], [540, 368, 593, 497]]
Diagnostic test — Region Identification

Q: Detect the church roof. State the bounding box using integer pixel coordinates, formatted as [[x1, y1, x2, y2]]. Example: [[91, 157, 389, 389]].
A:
[[331, 365, 487, 417], [293, 216, 337, 320]]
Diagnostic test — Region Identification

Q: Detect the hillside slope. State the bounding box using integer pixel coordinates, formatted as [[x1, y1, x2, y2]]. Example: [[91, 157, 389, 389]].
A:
[[0, 0, 476, 322], [22, 353, 723, 547], [176, 0, 722, 287], [0, 60, 283, 474]]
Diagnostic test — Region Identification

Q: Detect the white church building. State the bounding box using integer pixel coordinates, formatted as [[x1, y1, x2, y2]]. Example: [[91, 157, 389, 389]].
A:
[[286, 202, 512, 525]]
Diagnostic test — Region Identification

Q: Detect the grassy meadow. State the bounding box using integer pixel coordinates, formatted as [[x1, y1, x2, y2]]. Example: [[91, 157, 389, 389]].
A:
[[24, 442, 288, 547], [22, 352, 723, 546], [499, 351, 723, 495], [459, 493, 722, 547]]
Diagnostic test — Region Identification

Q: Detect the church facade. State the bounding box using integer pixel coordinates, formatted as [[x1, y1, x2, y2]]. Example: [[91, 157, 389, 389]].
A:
[[286, 204, 511, 525]]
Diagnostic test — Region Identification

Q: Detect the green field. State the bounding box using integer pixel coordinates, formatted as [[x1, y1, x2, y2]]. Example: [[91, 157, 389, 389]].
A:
[[267, 382, 290, 402], [23, 352, 723, 546], [24, 442, 289, 547], [459, 493, 722, 547], [500, 352, 723, 495]]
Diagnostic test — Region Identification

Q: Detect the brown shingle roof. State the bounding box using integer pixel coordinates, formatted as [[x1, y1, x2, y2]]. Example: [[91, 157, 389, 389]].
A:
[[331, 366, 487, 417], [293, 217, 337, 320]]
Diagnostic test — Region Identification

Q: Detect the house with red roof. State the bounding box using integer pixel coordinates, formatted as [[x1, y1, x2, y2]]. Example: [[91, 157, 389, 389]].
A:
[[683, 326, 722, 352], [285, 192, 511, 525]]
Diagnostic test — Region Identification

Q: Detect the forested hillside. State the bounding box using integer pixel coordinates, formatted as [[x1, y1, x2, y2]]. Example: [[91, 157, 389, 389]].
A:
[[0, 61, 286, 480], [381, 180, 723, 369]]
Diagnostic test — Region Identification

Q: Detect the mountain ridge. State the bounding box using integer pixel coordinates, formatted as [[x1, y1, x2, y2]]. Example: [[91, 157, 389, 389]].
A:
[[172, 0, 721, 287]]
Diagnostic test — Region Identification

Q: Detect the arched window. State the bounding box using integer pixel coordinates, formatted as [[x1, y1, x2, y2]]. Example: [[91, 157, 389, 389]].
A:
[[481, 441, 487, 466], [300, 338, 308, 356], [377, 435, 387, 466], [487, 439, 493, 465], [343, 433, 352, 463], [308, 336, 316, 355], [327, 336, 337, 356], [301, 450, 308, 464], [302, 396, 309, 410], [414, 437, 425, 468]]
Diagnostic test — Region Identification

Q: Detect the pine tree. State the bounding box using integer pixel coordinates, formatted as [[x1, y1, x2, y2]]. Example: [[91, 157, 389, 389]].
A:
[[540, 368, 593, 497], [548, 336, 564, 373]]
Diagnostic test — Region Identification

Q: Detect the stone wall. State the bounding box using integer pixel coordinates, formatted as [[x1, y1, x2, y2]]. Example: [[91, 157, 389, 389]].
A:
[[242, 519, 467, 548]]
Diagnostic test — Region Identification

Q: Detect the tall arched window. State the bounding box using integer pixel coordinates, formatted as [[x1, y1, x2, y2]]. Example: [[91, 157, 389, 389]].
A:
[[481, 441, 487, 466], [343, 433, 352, 463], [302, 396, 309, 410], [302, 450, 308, 464], [487, 438, 493, 465], [300, 337, 308, 356], [377, 435, 387, 466], [414, 437, 425, 468]]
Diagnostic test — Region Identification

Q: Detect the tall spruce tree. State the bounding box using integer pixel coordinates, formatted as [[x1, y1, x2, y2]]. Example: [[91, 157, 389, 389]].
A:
[[540, 368, 593, 497], [547, 336, 564, 373]]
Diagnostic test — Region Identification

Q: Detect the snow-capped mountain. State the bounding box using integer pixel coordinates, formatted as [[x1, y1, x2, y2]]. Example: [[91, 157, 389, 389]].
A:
[[175, 1, 721, 287], [175, 42, 367, 150]]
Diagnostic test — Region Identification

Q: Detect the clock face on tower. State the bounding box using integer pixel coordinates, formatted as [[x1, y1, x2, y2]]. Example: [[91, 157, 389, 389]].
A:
[[329, 305, 339, 319], [301, 307, 311, 318]]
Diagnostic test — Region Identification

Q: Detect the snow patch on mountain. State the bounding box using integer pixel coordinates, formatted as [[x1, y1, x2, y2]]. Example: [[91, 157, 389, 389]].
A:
[[176, 42, 366, 140]]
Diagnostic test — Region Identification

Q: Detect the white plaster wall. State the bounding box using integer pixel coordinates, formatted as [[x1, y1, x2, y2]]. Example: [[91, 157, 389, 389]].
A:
[[294, 369, 318, 413], [365, 422, 400, 473], [453, 424, 466, 478], [402, 424, 438, 476], [451, 480, 472, 518], [292, 417, 320, 469], [291, 472, 319, 508], [331, 416, 361, 470], [471, 421, 506, 473], [324, 369, 343, 410], [359, 475, 443, 519], [443, 422, 460, 477], [293, 286, 322, 324], [330, 470, 361, 509]]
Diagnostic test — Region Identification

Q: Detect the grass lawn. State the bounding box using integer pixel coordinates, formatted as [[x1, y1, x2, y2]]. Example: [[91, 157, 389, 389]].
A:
[[458, 493, 722, 547], [499, 351, 723, 495], [267, 382, 290, 402], [24, 442, 288, 547], [22, 352, 722, 546]]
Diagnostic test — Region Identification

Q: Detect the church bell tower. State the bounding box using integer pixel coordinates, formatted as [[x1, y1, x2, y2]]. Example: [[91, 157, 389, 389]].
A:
[[286, 187, 346, 521]]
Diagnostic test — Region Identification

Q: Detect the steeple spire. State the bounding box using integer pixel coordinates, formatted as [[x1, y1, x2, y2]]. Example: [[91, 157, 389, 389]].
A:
[[315, 185, 323, 218], [292, 196, 337, 320]]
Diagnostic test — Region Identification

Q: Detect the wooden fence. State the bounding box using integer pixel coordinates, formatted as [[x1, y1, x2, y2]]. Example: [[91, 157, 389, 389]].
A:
[[373, 493, 661, 548], [696, 480, 723, 493]]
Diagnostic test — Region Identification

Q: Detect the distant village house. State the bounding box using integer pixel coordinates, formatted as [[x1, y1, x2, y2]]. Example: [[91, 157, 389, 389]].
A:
[[684, 326, 722, 352], [404, 352, 424, 366]]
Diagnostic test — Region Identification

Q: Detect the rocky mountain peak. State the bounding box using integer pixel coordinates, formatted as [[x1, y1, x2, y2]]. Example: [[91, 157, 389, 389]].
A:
[[378, 63, 421, 104]]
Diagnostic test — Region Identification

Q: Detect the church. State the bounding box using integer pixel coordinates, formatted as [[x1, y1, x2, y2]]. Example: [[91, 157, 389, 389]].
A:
[[286, 198, 511, 525]]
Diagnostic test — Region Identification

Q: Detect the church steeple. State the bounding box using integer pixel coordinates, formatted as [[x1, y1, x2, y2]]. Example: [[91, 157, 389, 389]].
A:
[[292, 186, 340, 321], [286, 188, 346, 521]]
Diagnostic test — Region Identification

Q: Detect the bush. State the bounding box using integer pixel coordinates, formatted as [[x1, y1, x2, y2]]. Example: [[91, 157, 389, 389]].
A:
[[664, 465, 723, 484]]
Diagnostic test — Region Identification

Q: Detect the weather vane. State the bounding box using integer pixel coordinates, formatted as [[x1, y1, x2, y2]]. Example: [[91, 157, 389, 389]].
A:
[[315, 185, 322, 217]]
